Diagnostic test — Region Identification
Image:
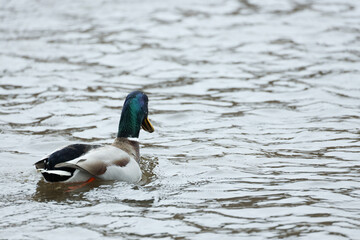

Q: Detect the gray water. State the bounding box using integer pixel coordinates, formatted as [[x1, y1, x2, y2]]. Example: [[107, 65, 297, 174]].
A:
[[1, 0, 360, 239]]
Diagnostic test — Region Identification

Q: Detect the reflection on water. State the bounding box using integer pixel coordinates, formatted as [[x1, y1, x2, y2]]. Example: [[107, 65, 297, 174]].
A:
[[32, 179, 111, 202], [33, 179, 96, 202], [1, 0, 360, 239]]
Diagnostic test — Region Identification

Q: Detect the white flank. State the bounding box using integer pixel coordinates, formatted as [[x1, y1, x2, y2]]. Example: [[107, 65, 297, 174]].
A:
[[98, 157, 142, 183], [65, 169, 93, 183], [60, 145, 142, 183]]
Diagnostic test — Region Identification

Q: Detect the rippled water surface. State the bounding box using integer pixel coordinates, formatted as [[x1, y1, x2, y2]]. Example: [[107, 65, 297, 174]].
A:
[[1, 0, 360, 239]]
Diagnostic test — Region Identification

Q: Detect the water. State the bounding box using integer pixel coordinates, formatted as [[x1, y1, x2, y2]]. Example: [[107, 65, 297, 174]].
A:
[[1, 0, 360, 239]]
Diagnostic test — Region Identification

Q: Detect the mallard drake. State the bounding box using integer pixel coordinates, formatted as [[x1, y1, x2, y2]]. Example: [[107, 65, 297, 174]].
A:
[[34, 91, 154, 183]]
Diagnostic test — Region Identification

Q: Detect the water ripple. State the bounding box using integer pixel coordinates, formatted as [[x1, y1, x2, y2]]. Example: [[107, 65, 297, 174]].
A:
[[1, 0, 360, 239]]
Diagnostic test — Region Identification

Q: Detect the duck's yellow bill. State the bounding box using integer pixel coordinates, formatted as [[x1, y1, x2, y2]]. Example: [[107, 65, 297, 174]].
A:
[[142, 116, 154, 133]]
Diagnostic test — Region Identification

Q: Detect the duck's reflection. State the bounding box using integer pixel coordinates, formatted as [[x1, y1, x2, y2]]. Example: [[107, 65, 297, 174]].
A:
[[32, 178, 104, 202]]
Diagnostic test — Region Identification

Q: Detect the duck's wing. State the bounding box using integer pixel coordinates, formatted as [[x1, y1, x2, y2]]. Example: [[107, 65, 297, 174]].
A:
[[35, 144, 101, 182], [55, 145, 131, 177]]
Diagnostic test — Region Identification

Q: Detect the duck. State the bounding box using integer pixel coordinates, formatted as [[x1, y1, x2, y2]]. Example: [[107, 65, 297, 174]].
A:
[[34, 91, 154, 183]]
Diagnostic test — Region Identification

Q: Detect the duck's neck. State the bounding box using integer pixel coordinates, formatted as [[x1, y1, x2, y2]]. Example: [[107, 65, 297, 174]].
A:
[[117, 108, 141, 138], [113, 137, 140, 162]]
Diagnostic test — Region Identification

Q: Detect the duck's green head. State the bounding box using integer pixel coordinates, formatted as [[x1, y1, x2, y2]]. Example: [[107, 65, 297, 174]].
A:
[[117, 91, 154, 138]]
